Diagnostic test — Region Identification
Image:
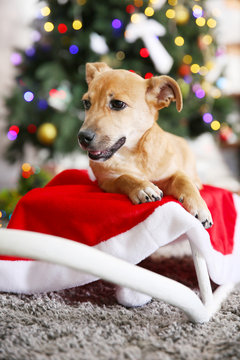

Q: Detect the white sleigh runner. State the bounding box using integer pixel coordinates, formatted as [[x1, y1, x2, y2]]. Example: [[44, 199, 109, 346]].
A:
[[0, 169, 239, 323]]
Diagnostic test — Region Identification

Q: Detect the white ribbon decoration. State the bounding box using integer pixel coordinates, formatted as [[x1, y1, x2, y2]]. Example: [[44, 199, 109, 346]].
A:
[[90, 32, 109, 55], [125, 13, 173, 74]]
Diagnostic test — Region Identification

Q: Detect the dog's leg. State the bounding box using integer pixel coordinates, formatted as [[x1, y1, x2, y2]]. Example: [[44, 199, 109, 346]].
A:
[[100, 174, 163, 205], [157, 171, 213, 229]]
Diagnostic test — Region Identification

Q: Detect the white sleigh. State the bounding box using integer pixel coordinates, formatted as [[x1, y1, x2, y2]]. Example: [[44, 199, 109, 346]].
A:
[[0, 228, 236, 323]]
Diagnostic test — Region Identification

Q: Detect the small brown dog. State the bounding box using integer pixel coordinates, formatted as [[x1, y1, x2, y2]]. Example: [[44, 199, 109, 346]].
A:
[[78, 62, 213, 229]]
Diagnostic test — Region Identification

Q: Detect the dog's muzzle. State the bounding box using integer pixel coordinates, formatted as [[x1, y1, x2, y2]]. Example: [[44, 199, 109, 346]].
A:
[[78, 130, 126, 161]]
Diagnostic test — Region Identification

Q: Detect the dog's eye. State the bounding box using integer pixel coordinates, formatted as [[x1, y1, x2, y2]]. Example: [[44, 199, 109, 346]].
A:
[[109, 100, 127, 111], [82, 100, 91, 110]]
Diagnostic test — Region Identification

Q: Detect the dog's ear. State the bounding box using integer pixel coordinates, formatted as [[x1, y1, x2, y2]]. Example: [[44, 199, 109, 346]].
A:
[[146, 76, 183, 112], [86, 62, 111, 85]]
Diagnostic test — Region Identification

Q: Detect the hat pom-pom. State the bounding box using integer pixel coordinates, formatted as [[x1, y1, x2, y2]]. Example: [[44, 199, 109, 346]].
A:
[[115, 286, 152, 307]]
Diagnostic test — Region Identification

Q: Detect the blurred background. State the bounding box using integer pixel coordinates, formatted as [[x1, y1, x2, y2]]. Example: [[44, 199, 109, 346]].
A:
[[0, 0, 240, 224]]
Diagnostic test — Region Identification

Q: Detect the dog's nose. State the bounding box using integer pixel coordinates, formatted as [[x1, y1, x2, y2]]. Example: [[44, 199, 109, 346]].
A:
[[78, 130, 96, 147]]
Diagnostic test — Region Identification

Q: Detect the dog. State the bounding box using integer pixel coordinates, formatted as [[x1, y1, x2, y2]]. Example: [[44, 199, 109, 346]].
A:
[[78, 62, 213, 229]]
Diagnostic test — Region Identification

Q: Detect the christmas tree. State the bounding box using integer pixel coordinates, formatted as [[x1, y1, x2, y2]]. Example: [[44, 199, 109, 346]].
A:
[[5, 0, 237, 164]]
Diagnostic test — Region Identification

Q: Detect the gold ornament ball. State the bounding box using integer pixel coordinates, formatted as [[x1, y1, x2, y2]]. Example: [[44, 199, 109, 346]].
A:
[[37, 123, 57, 145], [175, 5, 190, 25]]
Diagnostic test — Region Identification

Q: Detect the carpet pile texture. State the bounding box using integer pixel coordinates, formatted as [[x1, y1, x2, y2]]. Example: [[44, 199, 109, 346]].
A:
[[0, 254, 240, 360]]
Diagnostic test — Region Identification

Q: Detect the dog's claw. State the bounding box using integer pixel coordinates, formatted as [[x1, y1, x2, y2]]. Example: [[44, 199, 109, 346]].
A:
[[202, 220, 213, 229], [179, 195, 213, 230], [194, 211, 213, 229], [132, 184, 163, 205], [202, 220, 208, 228], [153, 190, 163, 202]]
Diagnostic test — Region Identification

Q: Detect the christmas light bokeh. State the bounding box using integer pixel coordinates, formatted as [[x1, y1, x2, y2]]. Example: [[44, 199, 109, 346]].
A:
[[203, 113, 213, 124], [25, 47, 36, 57], [44, 21, 54, 32], [7, 130, 18, 141], [140, 48, 149, 58], [72, 20, 82, 30], [23, 91, 34, 102], [37, 99, 48, 110], [10, 53, 22, 66], [69, 45, 79, 54], [4, 0, 238, 179], [58, 23, 68, 33], [112, 19, 122, 29]]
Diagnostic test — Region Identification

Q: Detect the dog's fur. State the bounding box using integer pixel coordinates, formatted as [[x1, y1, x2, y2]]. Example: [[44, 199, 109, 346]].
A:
[[78, 62, 213, 228]]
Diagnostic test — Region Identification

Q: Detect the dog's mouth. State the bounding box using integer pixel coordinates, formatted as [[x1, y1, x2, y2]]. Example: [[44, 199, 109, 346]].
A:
[[88, 137, 126, 161]]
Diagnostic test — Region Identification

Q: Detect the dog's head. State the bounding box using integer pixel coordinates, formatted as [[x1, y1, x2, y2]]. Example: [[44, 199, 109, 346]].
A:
[[78, 62, 182, 162]]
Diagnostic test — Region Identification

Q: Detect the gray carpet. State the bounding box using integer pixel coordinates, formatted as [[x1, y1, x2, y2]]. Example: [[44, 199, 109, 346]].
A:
[[0, 256, 240, 360]]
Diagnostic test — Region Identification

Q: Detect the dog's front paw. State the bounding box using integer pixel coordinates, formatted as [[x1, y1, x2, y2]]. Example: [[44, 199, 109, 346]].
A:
[[129, 182, 163, 205], [195, 208, 213, 229], [179, 195, 213, 229]]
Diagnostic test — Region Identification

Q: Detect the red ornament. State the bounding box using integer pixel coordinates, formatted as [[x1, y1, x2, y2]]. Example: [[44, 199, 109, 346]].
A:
[[27, 124, 37, 134], [145, 72, 153, 79], [22, 171, 31, 179], [126, 5, 135, 13], [9, 125, 19, 134], [49, 89, 58, 97], [219, 125, 233, 143], [58, 24, 68, 34], [140, 48, 149, 58], [178, 64, 191, 77]]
